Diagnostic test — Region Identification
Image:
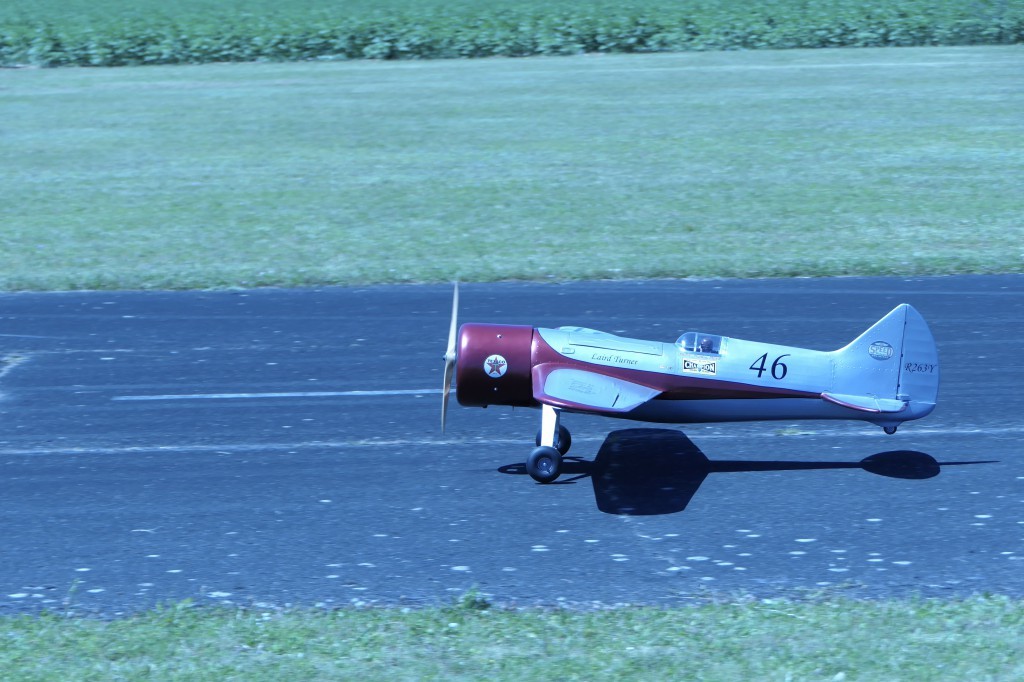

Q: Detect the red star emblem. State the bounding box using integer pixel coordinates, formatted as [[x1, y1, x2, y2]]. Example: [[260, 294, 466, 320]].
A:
[[486, 357, 507, 377]]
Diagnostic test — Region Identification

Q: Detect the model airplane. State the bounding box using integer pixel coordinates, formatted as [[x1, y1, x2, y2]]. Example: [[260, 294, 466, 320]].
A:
[[441, 285, 939, 483]]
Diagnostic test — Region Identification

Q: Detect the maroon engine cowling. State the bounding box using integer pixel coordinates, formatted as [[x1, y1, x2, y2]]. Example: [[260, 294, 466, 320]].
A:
[[455, 323, 536, 408]]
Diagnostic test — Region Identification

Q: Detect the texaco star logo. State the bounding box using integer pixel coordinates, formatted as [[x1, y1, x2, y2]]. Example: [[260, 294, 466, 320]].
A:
[[484, 354, 508, 378]]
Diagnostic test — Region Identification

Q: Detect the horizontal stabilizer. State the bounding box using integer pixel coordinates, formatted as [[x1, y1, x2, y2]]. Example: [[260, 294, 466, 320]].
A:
[[821, 392, 907, 414]]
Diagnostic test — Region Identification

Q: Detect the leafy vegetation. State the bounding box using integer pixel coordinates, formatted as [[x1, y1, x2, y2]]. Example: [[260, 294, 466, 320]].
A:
[[1, 0, 1022, 67]]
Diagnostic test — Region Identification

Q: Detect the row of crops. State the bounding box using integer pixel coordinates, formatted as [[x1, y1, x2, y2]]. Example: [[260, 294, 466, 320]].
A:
[[2, 1, 1022, 67]]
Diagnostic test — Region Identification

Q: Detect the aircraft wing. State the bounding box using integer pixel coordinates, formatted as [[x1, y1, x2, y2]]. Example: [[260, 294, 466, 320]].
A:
[[821, 392, 907, 413], [533, 365, 660, 413]]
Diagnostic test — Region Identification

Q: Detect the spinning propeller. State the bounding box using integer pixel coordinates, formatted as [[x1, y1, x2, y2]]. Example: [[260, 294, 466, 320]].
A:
[[441, 283, 459, 432]]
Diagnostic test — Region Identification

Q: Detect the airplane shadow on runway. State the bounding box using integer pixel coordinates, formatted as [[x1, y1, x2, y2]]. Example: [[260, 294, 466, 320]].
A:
[[498, 428, 997, 516]]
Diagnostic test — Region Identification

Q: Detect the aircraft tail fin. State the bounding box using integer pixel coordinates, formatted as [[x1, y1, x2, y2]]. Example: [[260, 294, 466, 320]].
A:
[[830, 304, 939, 420], [894, 304, 940, 408]]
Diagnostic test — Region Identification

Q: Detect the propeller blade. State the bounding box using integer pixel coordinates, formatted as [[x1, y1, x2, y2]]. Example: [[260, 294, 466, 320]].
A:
[[441, 282, 459, 432], [445, 282, 459, 359], [442, 358, 455, 432]]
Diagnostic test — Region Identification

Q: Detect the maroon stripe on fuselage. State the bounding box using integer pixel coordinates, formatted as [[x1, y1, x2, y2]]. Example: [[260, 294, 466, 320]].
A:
[[530, 331, 819, 402]]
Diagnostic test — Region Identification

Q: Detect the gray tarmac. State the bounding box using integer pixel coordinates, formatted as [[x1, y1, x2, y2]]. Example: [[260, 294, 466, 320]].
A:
[[0, 276, 1021, 615]]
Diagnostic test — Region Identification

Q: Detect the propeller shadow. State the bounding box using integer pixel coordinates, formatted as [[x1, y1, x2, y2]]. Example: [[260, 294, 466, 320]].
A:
[[498, 428, 997, 516]]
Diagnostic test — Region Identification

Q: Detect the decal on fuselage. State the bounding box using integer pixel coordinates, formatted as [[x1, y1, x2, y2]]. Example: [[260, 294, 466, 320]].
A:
[[589, 352, 640, 367], [681, 357, 717, 376], [484, 354, 508, 378], [748, 353, 791, 380]]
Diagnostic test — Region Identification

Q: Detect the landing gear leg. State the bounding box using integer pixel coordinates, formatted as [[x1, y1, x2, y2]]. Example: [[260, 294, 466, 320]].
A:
[[535, 423, 571, 456], [526, 405, 564, 483]]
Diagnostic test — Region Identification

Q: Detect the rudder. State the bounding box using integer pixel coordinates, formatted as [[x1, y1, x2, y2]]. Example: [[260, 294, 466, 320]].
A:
[[830, 304, 939, 422], [895, 305, 939, 410]]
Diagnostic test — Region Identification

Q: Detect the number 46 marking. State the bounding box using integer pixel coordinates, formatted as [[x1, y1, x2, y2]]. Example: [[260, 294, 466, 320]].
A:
[[750, 353, 790, 380]]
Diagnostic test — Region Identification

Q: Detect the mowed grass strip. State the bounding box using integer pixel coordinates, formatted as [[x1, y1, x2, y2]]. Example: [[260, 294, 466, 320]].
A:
[[2, 596, 1023, 681], [2, 46, 1022, 291]]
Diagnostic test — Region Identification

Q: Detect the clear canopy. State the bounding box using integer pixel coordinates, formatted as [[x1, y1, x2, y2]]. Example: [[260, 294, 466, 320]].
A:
[[676, 332, 725, 354]]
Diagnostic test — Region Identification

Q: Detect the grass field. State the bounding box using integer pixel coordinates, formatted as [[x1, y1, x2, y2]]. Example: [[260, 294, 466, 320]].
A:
[[3, 595, 1023, 681], [2, 46, 1022, 290]]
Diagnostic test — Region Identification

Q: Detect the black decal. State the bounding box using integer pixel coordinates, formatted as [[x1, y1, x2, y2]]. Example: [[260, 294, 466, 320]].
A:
[[771, 354, 791, 380], [750, 353, 791, 381], [904, 362, 937, 374], [749, 353, 768, 378]]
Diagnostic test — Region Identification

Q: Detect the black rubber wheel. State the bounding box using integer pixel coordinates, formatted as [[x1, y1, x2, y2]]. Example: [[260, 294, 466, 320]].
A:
[[526, 446, 562, 484], [883, 426, 898, 435], [535, 425, 572, 455]]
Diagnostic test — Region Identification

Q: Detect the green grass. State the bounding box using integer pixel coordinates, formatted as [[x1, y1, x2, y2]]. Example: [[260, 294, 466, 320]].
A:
[[2, 46, 1021, 291], [2, 596, 1023, 681]]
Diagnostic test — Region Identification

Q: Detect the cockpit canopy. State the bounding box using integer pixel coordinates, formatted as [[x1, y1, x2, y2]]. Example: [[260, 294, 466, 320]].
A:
[[676, 332, 726, 355]]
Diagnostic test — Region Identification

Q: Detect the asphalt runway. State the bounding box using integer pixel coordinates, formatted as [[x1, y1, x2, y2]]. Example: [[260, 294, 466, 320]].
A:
[[1, 276, 1021, 615]]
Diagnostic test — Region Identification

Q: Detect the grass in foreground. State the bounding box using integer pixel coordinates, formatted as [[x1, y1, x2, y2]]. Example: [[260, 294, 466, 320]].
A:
[[2, 596, 1023, 681], [2, 46, 1023, 291]]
